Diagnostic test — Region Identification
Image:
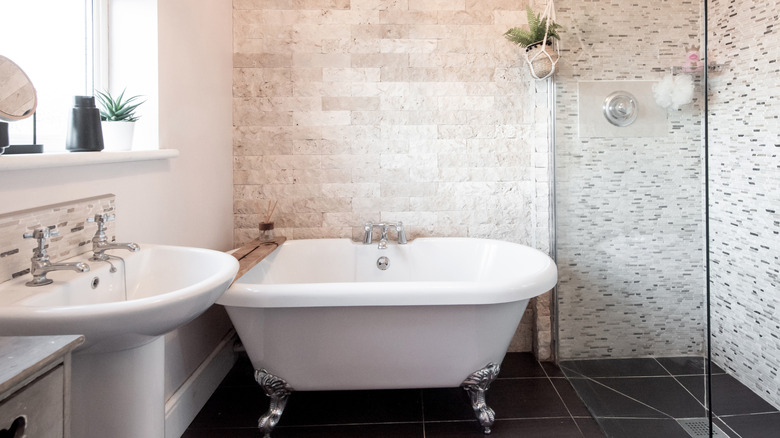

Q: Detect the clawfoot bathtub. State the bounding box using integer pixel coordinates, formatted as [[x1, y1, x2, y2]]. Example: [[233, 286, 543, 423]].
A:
[[217, 237, 557, 436]]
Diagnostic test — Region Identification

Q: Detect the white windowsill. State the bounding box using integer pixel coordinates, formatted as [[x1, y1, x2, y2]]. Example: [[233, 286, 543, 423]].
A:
[[0, 149, 179, 171]]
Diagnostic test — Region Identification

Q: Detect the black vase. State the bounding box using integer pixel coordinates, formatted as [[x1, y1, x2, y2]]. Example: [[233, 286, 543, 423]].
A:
[[66, 96, 104, 152], [0, 122, 8, 155]]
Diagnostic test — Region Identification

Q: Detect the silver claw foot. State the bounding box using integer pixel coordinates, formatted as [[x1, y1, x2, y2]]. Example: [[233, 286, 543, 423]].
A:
[[255, 369, 294, 438], [461, 362, 501, 434]]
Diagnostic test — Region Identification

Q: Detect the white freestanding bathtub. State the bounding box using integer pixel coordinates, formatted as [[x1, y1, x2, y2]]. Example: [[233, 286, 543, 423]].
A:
[[217, 237, 557, 436]]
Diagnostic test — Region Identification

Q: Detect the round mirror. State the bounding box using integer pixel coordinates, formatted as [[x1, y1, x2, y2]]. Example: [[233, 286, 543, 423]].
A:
[[0, 55, 37, 122]]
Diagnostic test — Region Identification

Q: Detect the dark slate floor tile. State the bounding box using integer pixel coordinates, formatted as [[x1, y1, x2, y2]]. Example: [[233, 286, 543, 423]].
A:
[[217, 354, 256, 387], [655, 356, 725, 376], [720, 412, 780, 437], [425, 418, 585, 438], [560, 358, 670, 378], [280, 388, 423, 426], [595, 376, 707, 418], [187, 385, 266, 429], [678, 374, 779, 416], [422, 387, 476, 421], [714, 417, 742, 438], [423, 378, 569, 421], [597, 418, 693, 438], [273, 422, 425, 438], [574, 417, 607, 437], [486, 378, 572, 419], [184, 423, 425, 438], [498, 352, 547, 378], [552, 377, 593, 417], [182, 427, 265, 438], [542, 361, 566, 377], [674, 375, 707, 404], [189, 385, 424, 429], [567, 377, 670, 419]]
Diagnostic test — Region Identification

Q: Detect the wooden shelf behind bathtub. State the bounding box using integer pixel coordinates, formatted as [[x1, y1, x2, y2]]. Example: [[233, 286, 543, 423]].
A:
[[229, 237, 286, 284]]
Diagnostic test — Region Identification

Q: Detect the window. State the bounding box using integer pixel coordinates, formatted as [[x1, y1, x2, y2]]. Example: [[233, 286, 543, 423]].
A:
[[1, 0, 158, 152], [1, 0, 95, 150]]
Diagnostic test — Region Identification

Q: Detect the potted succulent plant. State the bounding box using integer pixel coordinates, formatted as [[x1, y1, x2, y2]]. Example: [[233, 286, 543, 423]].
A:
[[504, 5, 563, 79], [95, 88, 144, 151]]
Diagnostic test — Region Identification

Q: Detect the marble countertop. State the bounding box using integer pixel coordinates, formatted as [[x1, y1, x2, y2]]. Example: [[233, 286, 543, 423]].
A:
[[0, 335, 84, 397]]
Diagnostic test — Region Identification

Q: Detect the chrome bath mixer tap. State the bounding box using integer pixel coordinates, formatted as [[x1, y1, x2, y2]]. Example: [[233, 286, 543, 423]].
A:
[[363, 222, 407, 249]]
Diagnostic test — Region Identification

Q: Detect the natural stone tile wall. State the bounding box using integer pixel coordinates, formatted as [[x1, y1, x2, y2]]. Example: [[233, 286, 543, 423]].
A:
[[231, 0, 549, 249], [0, 195, 115, 284], [709, 0, 780, 409], [231, 2, 553, 353], [554, 0, 707, 358]]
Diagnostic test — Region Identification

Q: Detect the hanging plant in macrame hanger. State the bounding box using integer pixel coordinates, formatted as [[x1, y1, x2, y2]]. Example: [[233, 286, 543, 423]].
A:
[[504, 2, 562, 80]]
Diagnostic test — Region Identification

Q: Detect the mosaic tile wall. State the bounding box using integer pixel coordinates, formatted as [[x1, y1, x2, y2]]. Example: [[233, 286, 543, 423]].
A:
[[0, 195, 116, 284], [231, 1, 553, 355], [554, 0, 707, 358], [708, 0, 780, 409]]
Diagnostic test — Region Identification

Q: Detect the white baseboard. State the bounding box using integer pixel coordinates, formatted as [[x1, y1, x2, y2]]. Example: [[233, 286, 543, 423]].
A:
[[164, 330, 238, 438]]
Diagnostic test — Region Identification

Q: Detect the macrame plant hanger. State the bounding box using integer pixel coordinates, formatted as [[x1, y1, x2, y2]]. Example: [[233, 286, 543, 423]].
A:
[[525, 0, 560, 80]]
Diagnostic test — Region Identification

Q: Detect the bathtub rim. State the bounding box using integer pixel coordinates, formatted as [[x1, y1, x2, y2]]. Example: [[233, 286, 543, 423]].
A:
[[218, 237, 558, 308]]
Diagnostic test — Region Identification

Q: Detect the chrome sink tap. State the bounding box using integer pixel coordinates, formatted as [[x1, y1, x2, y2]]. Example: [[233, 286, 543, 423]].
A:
[[23, 228, 90, 287], [88, 214, 140, 261], [363, 221, 407, 249]]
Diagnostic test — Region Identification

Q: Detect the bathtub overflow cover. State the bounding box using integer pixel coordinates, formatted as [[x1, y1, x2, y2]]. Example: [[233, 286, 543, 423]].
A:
[[376, 256, 390, 270]]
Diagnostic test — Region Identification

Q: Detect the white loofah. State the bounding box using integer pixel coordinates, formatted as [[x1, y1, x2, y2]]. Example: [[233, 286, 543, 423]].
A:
[[670, 74, 694, 109], [652, 74, 694, 110], [652, 74, 676, 108]]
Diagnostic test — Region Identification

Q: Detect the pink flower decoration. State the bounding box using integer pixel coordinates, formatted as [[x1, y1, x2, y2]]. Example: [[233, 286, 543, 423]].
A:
[[683, 49, 704, 73]]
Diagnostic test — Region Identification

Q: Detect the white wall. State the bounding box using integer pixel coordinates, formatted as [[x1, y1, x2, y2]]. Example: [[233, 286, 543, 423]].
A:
[[157, 0, 234, 402], [108, 0, 160, 150], [0, 0, 234, 410]]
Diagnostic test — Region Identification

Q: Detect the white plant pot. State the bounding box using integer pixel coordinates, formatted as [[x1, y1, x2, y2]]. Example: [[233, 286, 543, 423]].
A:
[[101, 121, 135, 151]]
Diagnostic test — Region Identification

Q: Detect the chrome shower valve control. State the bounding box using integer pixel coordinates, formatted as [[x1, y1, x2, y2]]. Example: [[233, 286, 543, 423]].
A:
[[23, 227, 90, 287]]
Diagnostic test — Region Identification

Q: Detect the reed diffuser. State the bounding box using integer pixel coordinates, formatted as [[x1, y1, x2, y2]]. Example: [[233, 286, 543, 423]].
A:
[[259, 200, 277, 242]]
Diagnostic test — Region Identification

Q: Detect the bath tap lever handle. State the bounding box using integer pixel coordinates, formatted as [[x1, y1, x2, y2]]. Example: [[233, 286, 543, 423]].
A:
[[395, 222, 407, 244], [363, 222, 374, 244]]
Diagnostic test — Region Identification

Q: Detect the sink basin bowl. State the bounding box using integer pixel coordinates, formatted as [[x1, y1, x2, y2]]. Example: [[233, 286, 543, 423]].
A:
[[0, 243, 238, 438], [0, 244, 239, 353]]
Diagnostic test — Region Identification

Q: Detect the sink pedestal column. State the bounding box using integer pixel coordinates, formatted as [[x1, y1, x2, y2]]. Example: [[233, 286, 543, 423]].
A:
[[70, 337, 165, 438]]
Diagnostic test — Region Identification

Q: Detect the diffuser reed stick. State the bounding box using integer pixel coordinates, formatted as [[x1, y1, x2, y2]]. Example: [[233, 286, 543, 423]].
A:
[[265, 200, 277, 223]]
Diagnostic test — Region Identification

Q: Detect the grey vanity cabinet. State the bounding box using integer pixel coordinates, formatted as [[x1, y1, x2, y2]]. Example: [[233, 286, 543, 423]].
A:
[[0, 336, 83, 438], [0, 365, 65, 437]]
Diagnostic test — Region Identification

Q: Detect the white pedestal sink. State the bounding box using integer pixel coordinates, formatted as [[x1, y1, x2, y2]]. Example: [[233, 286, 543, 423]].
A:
[[0, 244, 239, 438]]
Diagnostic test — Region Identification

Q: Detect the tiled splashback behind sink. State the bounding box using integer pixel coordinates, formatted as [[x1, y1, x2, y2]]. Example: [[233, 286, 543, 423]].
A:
[[0, 194, 116, 283]]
